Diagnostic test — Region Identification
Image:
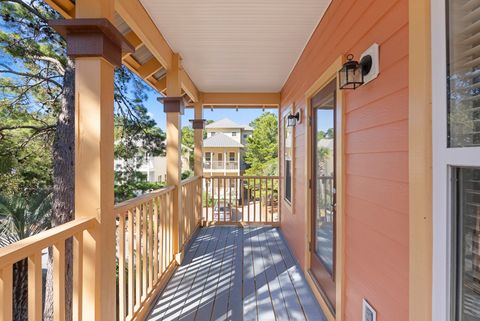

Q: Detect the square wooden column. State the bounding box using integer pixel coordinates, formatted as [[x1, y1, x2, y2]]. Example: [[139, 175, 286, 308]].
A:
[[192, 102, 204, 225], [50, 1, 134, 320], [165, 54, 183, 262]]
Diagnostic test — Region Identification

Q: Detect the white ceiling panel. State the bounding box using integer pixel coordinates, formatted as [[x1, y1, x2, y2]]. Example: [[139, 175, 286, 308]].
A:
[[140, 0, 331, 92]]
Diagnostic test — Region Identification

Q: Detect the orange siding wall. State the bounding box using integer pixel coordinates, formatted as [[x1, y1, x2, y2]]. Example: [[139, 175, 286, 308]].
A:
[[280, 0, 409, 320]]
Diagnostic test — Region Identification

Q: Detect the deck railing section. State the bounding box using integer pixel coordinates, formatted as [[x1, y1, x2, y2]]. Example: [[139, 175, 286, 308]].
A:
[[0, 217, 96, 321], [179, 176, 202, 250], [114, 185, 176, 321], [203, 176, 279, 225]]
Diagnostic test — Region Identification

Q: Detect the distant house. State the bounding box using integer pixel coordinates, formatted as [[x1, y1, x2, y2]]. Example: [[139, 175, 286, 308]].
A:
[[203, 118, 253, 177], [114, 150, 190, 183]]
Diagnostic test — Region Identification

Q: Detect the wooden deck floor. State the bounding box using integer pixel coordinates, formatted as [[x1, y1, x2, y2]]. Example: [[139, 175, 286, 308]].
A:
[[146, 226, 325, 321]]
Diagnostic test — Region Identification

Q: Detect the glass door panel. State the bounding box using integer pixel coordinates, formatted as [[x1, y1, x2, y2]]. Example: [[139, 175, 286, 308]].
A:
[[310, 79, 337, 311]]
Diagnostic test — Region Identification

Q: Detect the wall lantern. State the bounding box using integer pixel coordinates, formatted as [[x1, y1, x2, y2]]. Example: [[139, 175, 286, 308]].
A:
[[287, 111, 301, 127], [338, 54, 373, 90]]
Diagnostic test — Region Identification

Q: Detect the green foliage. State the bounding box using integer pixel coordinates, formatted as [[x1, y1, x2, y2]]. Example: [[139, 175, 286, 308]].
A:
[[182, 170, 193, 180], [244, 112, 278, 176], [0, 1, 166, 202], [0, 191, 51, 245], [181, 126, 194, 170], [114, 171, 165, 203]]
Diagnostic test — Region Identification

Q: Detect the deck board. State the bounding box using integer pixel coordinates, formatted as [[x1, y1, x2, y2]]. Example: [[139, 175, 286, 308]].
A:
[[146, 226, 326, 321]]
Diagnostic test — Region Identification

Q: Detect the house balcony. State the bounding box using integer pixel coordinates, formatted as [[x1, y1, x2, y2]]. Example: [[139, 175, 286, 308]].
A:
[[0, 176, 321, 321], [203, 161, 240, 173]]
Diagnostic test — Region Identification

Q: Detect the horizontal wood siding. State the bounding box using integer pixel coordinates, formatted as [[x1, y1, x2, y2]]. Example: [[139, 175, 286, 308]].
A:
[[280, 0, 409, 320]]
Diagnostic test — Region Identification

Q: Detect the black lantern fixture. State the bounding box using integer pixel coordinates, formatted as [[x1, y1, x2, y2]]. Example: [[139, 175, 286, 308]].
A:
[[287, 111, 300, 127], [338, 54, 373, 90]]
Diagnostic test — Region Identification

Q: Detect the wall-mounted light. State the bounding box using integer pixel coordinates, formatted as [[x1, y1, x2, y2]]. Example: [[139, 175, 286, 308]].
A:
[[287, 111, 301, 127], [339, 44, 379, 90]]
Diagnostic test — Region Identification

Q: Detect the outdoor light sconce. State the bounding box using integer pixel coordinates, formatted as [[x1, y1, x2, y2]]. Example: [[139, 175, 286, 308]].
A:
[[287, 111, 301, 127], [339, 44, 379, 90]]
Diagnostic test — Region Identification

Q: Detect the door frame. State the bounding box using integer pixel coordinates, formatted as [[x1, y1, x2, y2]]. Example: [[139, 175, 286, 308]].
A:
[[304, 56, 345, 321]]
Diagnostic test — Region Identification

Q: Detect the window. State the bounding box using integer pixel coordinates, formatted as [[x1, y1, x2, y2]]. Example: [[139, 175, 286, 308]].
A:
[[432, 1, 480, 320], [232, 132, 237, 136], [218, 153, 223, 161], [453, 168, 480, 321], [284, 113, 293, 203], [243, 134, 248, 139], [205, 152, 211, 161], [210, 132, 216, 136], [229, 152, 235, 161], [447, 0, 480, 147]]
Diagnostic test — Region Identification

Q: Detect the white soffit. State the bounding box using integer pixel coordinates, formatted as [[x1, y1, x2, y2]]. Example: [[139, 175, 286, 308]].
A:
[[140, 0, 332, 93]]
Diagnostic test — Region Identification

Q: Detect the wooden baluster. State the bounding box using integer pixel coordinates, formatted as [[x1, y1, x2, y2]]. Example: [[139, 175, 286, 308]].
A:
[[229, 178, 233, 222], [28, 252, 42, 321], [135, 206, 141, 307], [153, 197, 159, 283], [142, 204, 148, 299], [0, 265, 13, 321], [148, 200, 154, 292], [73, 233, 83, 321], [223, 177, 227, 222], [235, 178, 238, 222], [53, 241, 65, 321], [161, 194, 166, 273], [211, 178, 214, 223], [127, 210, 134, 317], [118, 214, 126, 321], [253, 178, 258, 222], [169, 190, 174, 262], [259, 178, 263, 222]]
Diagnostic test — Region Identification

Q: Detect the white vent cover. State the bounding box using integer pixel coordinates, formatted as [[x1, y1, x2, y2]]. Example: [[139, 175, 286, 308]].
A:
[[362, 299, 377, 321]]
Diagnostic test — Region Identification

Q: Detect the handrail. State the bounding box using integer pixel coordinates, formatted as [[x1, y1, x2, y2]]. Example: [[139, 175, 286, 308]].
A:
[[114, 185, 175, 213], [0, 217, 96, 269], [204, 175, 280, 179]]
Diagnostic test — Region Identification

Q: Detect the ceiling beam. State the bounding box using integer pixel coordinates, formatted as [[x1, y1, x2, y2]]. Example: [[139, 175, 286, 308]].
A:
[[201, 92, 280, 107], [45, 0, 75, 19], [180, 69, 199, 103], [137, 58, 163, 79], [45, 0, 202, 103], [115, 0, 173, 70]]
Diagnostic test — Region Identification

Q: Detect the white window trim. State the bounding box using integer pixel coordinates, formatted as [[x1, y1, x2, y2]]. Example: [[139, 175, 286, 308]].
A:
[[432, 1, 480, 320]]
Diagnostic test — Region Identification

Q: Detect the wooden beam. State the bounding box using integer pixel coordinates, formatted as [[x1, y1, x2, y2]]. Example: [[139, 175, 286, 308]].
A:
[[202, 92, 280, 106], [148, 76, 167, 94], [180, 69, 199, 103], [123, 31, 142, 50], [45, 0, 75, 19], [137, 58, 163, 79], [115, 0, 173, 70]]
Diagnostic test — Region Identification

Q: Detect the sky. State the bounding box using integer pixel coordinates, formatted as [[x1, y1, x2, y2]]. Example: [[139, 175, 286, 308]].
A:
[[143, 92, 278, 130]]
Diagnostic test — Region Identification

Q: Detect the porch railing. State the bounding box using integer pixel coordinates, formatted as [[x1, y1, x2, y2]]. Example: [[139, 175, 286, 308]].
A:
[[114, 185, 176, 321], [179, 176, 202, 250], [203, 176, 279, 225], [0, 217, 96, 321]]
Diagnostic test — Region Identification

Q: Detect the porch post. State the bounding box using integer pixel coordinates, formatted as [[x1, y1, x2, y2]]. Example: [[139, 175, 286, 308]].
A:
[[66, 0, 130, 320], [165, 54, 183, 262], [193, 101, 204, 225]]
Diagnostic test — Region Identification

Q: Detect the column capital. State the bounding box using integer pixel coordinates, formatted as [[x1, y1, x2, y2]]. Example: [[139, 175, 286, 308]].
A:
[[158, 96, 185, 114], [49, 18, 134, 66], [190, 119, 206, 129]]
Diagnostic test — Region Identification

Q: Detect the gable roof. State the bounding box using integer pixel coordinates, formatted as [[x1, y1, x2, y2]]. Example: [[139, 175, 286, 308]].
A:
[[203, 133, 244, 148], [206, 118, 251, 130]]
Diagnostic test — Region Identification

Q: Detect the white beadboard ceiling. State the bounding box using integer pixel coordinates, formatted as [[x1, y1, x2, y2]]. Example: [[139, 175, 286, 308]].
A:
[[140, 0, 332, 93]]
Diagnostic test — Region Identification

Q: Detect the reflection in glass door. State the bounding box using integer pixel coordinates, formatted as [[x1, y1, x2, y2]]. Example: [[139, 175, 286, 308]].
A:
[[310, 79, 336, 311]]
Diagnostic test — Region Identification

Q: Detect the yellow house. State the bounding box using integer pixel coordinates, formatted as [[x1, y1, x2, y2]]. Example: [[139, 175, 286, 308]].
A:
[[203, 118, 253, 177]]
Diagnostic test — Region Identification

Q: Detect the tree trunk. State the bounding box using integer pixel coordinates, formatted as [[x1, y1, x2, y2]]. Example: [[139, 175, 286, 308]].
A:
[[12, 259, 28, 321], [44, 57, 75, 321]]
